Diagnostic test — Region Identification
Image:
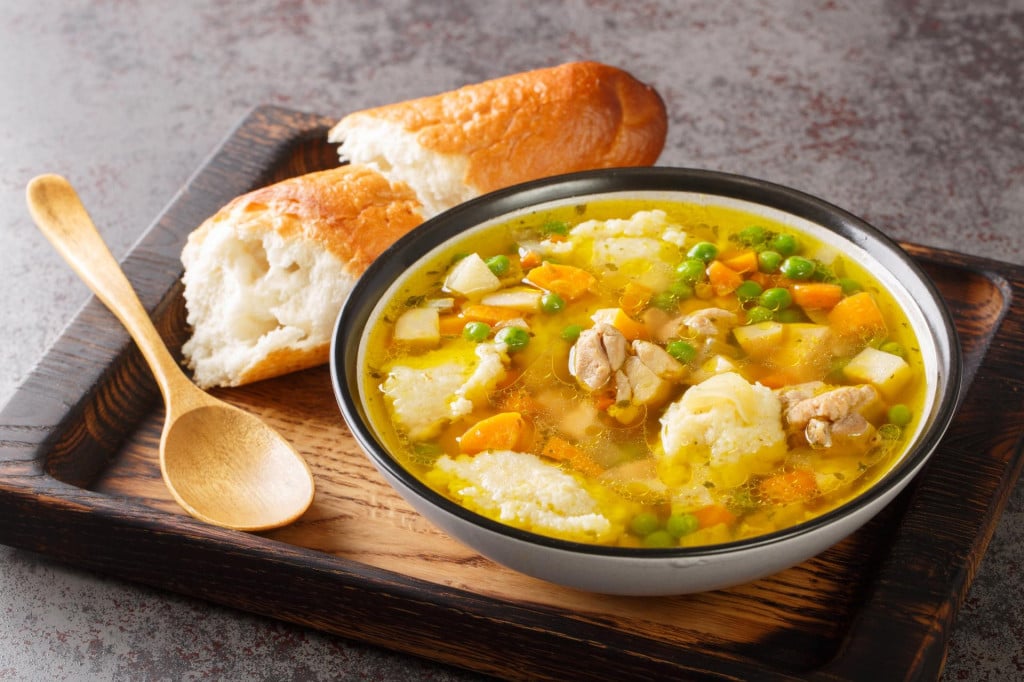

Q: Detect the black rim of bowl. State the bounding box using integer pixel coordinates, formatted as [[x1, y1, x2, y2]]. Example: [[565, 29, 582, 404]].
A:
[[331, 166, 964, 559]]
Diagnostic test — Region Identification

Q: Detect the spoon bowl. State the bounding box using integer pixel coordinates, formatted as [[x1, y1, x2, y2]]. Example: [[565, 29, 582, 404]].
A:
[[27, 174, 315, 532]]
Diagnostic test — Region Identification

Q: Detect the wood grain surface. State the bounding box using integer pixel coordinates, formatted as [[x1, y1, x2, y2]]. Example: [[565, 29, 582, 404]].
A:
[[1, 106, 1022, 681]]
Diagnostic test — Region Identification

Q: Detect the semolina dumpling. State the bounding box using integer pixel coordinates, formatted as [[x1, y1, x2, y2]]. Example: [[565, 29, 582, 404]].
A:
[[659, 372, 787, 478]]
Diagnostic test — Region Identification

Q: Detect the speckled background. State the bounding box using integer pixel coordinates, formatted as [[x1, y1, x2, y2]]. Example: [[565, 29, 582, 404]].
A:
[[1, 1, 1022, 680]]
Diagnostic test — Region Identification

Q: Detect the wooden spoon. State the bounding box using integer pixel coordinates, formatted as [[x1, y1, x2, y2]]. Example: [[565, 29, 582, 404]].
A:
[[27, 174, 315, 531]]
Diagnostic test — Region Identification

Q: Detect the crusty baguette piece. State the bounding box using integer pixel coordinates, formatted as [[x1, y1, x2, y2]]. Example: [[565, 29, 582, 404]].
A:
[[328, 61, 667, 216], [181, 165, 424, 388], [182, 62, 667, 387]]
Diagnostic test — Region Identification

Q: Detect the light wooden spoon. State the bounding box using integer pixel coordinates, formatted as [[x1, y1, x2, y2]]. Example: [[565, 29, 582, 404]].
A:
[[27, 174, 315, 531]]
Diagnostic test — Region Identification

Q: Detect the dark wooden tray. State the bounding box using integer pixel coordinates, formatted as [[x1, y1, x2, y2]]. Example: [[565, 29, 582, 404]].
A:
[[2, 105, 1022, 681]]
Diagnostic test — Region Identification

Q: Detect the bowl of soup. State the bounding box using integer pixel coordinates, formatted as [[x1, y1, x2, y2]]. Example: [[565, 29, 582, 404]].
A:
[[331, 167, 962, 595]]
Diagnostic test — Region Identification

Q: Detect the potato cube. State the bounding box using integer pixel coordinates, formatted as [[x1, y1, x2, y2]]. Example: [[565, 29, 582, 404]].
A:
[[843, 346, 912, 400], [393, 307, 440, 346], [444, 253, 501, 298], [733, 322, 785, 359], [480, 287, 543, 311]]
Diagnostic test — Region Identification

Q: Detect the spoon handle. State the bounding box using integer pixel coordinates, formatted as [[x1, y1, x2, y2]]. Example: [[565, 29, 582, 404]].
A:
[[26, 174, 188, 401]]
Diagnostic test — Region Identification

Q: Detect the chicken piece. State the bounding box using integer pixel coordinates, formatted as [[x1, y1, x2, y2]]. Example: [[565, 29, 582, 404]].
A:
[[632, 339, 687, 381], [776, 381, 827, 412], [641, 307, 673, 342], [570, 323, 628, 391], [785, 384, 879, 429], [650, 313, 688, 344], [805, 412, 875, 451], [613, 369, 632, 403], [622, 356, 675, 406], [683, 308, 738, 339]]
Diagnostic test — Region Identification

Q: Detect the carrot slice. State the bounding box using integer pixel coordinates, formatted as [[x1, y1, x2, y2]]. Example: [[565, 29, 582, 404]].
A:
[[519, 250, 543, 269], [461, 304, 522, 325], [693, 504, 737, 529], [438, 315, 469, 336], [791, 282, 844, 310], [758, 469, 819, 505], [706, 260, 744, 296], [459, 412, 528, 454], [541, 436, 603, 477], [722, 251, 758, 274], [827, 291, 887, 340], [524, 262, 596, 301], [591, 307, 649, 341]]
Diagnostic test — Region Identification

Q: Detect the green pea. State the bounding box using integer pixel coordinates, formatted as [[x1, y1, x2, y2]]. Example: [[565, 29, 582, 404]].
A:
[[668, 280, 695, 300], [666, 340, 697, 363], [561, 324, 583, 342], [462, 321, 491, 342], [746, 305, 775, 323], [541, 220, 570, 237], [495, 326, 530, 351], [485, 254, 510, 276], [757, 250, 783, 273], [888, 404, 912, 426], [811, 261, 837, 282], [666, 513, 699, 538], [540, 292, 566, 314], [769, 233, 798, 257], [630, 512, 661, 536], [776, 308, 804, 323], [878, 423, 903, 440], [643, 530, 675, 548], [651, 291, 679, 311], [759, 287, 793, 311], [780, 256, 815, 280], [676, 257, 706, 283], [880, 341, 906, 358], [688, 241, 719, 263], [737, 225, 769, 246], [838, 277, 863, 295], [735, 280, 763, 302]]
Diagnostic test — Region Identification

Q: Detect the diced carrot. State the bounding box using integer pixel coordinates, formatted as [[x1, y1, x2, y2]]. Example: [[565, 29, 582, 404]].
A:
[[438, 314, 469, 336], [722, 251, 758, 274], [524, 262, 596, 301], [459, 412, 528, 455], [461, 304, 522, 325], [755, 370, 805, 389], [541, 436, 603, 477], [791, 283, 844, 310], [693, 504, 737, 529], [706, 260, 745, 296], [591, 307, 649, 341], [619, 281, 653, 317], [747, 271, 771, 288], [758, 469, 819, 505], [519, 250, 543, 270], [827, 291, 887, 340], [592, 388, 616, 412]]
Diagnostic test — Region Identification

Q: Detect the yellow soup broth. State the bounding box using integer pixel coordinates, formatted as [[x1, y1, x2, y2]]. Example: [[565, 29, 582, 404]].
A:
[[361, 199, 926, 548]]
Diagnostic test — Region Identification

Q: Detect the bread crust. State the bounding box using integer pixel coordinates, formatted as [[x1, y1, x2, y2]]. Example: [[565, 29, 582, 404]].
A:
[[205, 164, 425, 275], [186, 63, 668, 387], [181, 165, 425, 387], [328, 61, 667, 194]]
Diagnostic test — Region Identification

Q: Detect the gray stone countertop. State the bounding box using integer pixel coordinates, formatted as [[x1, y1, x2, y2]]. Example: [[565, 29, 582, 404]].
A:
[[2, 1, 1021, 679]]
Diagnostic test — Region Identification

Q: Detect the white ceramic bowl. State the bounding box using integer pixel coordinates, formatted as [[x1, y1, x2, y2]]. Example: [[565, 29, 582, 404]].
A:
[[331, 167, 962, 595]]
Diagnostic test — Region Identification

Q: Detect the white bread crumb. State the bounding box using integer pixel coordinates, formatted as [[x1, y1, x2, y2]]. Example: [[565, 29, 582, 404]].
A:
[[181, 220, 355, 388]]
